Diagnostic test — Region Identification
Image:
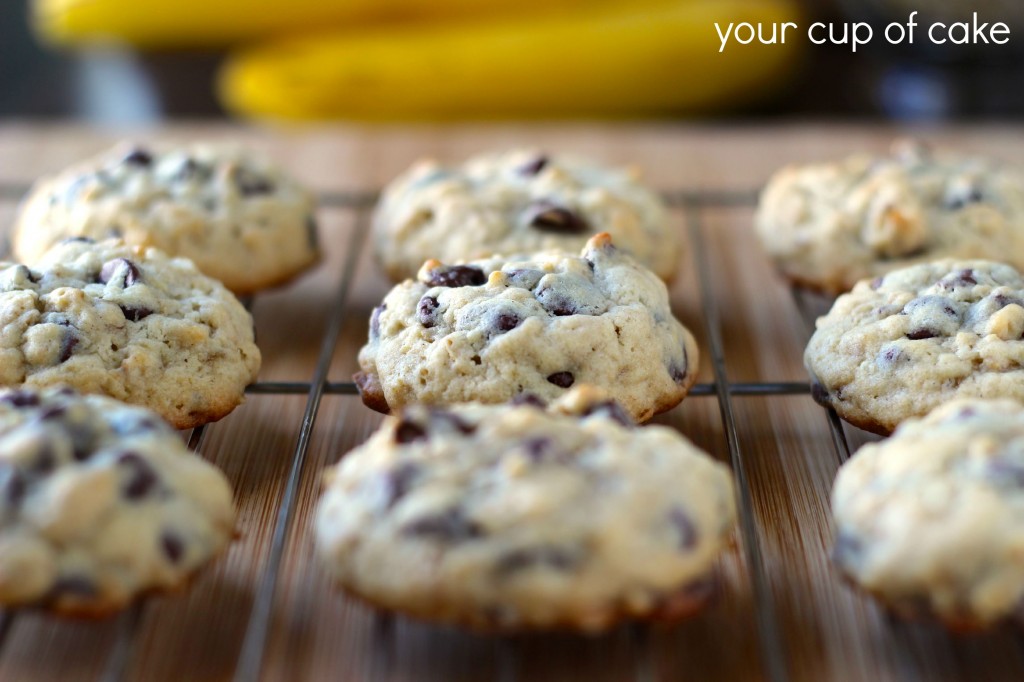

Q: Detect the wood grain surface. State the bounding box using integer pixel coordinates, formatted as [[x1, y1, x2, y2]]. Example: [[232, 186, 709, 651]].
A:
[[0, 123, 1023, 682]]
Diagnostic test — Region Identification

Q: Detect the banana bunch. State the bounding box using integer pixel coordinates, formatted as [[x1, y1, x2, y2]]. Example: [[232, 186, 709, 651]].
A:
[[35, 0, 803, 121]]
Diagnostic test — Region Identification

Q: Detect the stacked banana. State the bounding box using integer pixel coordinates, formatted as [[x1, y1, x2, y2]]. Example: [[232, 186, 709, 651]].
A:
[[34, 0, 802, 120]]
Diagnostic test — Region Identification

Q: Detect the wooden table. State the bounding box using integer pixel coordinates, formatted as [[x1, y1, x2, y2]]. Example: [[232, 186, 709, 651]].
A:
[[0, 123, 1022, 682]]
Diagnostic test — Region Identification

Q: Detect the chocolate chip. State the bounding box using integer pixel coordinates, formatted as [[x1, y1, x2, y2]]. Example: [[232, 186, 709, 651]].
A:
[[31, 447, 56, 475], [906, 328, 939, 340], [424, 265, 486, 288], [583, 400, 633, 427], [161, 532, 185, 563], [51, 575, 97, 598], [810, 381, 830, 407], [670, 365, 688, 385], [546, 371, 575, 388], [518, 155, 548, 176], [99, 258, 141, 287], [306, 214, 319, 250], [831, 531, 863, 566], [402, 507, 482, 541], [947, 187, 983, 210], [369, 304, 386, 339], [510, 393, 545, 409], [432, 410, 475, 435], [880, 347, 904, 364], [14, 265, 40, 284], [1, 467, 26, 506], [59, 332, 78, 363], [234, 168, 275, 196], [117, 452, 158, 500], [522, 437, 553, 462], [68, 425, 96, 461], [870, 276, 884, 290], [988, 459, 1024, 487], [119, 304, 153, 322], [493, 312, 521, 333], [537, 289, 576, 316], [60, 236, 95, 245], [668, 506, 698, 550], [394, 418, 427, 444], [110, 414, 161, 436], [172, 158, 211, 182], [495, 546, 576, 577], [504, 268, 545, 291], [993, 294, 1023, 309], [526, 202, 588, 234], [1, 391, 39, 407], [122, 148, 153, 167], [381, 462, 420, 508], [940, 269, 977, 289], [417, 296, 439, 328], [38, 404, 65, 420]]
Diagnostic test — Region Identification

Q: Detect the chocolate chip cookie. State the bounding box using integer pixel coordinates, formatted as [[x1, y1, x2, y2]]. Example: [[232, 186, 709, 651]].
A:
[[316, 386, 736, 631], [0, 238, 261, 429], [805, 259, 1024, 435], [373, 149, 678, 282], [13, 142, 319, 294], [832, 399, 1024, 630], [0, 387, 236, 616], [355, 233, 698, 423], [757, 140, 1024, 294]]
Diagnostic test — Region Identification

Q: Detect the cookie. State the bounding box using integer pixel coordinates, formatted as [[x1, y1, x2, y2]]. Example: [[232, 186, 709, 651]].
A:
[[0, 387, 236, 616], [0, 238, 261, 429], [355, 233, 698, 423], [805, 259, 1024, 435], [13, 142, 319, 294], [315, 386, 736, 632], [372, 149, 678, 282], [832, 399, 1024, 630], [756, 140, 1024, 294]]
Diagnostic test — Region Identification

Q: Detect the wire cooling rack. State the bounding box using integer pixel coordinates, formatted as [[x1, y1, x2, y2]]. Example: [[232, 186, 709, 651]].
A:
[[0, 183, 1017, 682]]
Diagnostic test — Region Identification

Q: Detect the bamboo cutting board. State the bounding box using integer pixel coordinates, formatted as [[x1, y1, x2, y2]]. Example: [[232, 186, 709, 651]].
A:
[[0, 123, 1023, 682]]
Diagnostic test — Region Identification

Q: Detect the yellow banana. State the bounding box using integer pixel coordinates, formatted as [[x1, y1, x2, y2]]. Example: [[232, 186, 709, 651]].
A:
[[34, 0, 628, 48], [219, 0, 803, 121]]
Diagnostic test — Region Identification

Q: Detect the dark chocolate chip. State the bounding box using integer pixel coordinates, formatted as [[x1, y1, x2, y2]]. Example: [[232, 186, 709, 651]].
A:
[[38, 404, 66, 420], [59, 332, 78, 363], [99, 258, 142, 287], [111, 414, 161, 436], [504, 268, 545, 290], [947, 187, 983, 210], [831, 531, 863, 566], [1, 467, 26, 506], [1, 391, 39, 407], [68, 425, 96, 461], [906, 328, 939, 340], [526, 202, 589, 234], [583, 400, 633, 427], [493, 312, 521, 333], [172, 158, 211, 182], [369, 304, 386, 339], [546, 371, 575, 388], [432, 410, 476, 435], [60, 236, 95, 245], [394, 418, 427, 444], [122, 148, 153, 167], [940, 269, 977, 289], [810, 381, 830, 407], [510, 393, 545, 409], [880, 347, 904, 364], [424, 265, 486, 288], [305, 214, 319, 250], [870, 276, 884, 290], [670, 365, 688, 385], [538, 289, 576, 316], [161, 532, 185, 563], [417, 296, 439, 328], [994, 294, 1023, 309], [234, 168, 275, 196], [51, 575, 97, 597], [522, 437, 553, 462], [14, 265, 40, 284], [119, 304, 153, 322], [495, 546, 576, 577], [31, 447, 56, 475], [381, 462, 420, 508], [402, 507, 482, 542], [518, 155, 549, 176], [668, 506, 698, 550], [117, 451, 158, 500]]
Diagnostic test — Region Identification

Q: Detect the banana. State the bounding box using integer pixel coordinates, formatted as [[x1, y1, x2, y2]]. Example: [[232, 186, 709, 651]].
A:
[[219, 0, 803, 121], [33, 0, 620, 48]]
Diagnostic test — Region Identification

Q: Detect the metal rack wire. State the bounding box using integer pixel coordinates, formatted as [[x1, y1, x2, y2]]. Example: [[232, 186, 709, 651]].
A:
[[0, 183, 863, 682]]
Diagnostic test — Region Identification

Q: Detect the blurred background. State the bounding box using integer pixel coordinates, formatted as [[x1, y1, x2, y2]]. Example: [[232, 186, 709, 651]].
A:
[[3, 0, 1023, 123]]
